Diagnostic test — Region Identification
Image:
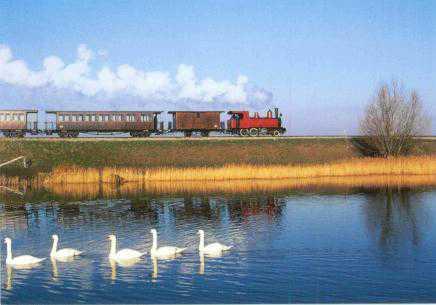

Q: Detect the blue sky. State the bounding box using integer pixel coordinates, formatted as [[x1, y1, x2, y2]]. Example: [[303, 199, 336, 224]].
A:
[[0, 0, 434, 134]]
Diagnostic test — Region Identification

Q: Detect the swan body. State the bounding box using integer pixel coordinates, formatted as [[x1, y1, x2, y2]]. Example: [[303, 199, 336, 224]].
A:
[[108, 235, 146, 261], [198, 230, 232, 255], [4, 238, 46, 267], [51, 234, 82, 259], [150, 229, 186, 258]]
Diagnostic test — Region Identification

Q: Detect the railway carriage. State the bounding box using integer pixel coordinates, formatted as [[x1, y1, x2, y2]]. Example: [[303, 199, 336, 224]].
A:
[[45, 110, 162, 137], [0, 109, 38, 137]]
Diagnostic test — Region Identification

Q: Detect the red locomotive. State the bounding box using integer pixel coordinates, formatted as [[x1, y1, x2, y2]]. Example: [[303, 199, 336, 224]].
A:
[[227, 108, 285, 136]]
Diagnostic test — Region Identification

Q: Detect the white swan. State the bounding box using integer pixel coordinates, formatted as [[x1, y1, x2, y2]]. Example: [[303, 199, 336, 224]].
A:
[[51, 234, 83, 260], [198, 230, 232, 255], [150, 229, 187, 258], [108, 234, 146, 261], [4, 237, 46, 267]]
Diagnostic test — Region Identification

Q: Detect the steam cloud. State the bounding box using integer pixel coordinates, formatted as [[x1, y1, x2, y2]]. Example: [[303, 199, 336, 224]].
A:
[[0, 44, 273, 110]]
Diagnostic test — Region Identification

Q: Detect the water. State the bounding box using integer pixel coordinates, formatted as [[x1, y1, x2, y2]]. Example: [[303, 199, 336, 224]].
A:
[[1, 185, 436, 303]]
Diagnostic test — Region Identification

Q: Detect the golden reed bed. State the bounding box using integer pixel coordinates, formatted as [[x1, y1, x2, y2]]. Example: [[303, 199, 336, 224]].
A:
[[36, 156, 436, 184]]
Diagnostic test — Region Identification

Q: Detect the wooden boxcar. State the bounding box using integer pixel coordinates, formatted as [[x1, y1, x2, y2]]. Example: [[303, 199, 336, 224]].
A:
[[227, 108, 286, 136], [0, 109, 38, 137], [168, 111, 223, 137], [45, 110, 162, 137]]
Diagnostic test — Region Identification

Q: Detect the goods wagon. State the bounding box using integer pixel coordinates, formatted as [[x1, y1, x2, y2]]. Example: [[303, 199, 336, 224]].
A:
[[168, 111, 223, 137], [227, 108, 285, 136], [0, 109, 38, 137], [45, 110, 162, 137]]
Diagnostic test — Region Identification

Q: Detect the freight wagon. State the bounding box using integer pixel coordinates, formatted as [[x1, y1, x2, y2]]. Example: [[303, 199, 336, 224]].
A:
[[168, 111, 224, 137]]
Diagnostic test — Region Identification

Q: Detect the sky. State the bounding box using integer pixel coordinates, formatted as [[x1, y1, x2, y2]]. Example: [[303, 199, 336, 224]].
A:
[[0, 0, 434, 134]]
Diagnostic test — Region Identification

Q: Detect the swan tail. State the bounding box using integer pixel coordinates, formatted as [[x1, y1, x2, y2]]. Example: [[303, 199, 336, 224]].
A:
[[224, 245, 233, 251], [176, 247, 187, 254], [75, 251, 83, 256]]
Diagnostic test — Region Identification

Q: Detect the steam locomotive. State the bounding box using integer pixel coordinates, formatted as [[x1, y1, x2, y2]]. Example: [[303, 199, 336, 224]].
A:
[[0, 108, 285, 138]]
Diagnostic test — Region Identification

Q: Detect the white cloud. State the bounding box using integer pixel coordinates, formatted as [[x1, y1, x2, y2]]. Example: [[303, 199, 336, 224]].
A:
[[0, 43, 273, 109]]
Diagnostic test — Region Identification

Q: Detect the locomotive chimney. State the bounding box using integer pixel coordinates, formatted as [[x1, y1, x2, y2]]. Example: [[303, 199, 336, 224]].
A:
[[274, 108, 279, 118]]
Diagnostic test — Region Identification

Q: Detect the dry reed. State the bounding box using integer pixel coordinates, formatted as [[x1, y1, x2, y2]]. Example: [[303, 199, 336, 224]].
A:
[[41, 156, 436, 184]]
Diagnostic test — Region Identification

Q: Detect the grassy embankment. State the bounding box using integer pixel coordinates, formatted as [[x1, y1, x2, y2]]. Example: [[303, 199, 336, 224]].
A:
[[0, 138, 435, 186]]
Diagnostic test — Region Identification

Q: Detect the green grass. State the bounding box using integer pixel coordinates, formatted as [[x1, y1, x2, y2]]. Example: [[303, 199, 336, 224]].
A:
[[1, 137, 435, 176]]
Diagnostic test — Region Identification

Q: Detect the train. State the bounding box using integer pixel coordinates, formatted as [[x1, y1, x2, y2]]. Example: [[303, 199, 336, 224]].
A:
[[0, 108, 285, 138]]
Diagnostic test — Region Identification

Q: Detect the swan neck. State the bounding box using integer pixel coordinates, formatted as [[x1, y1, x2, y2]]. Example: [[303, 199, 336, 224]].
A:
[[6, 241, 12, 261], [51, 239, 58, 256], [199, 234, 204, 251], [109, 238, 116, 257], [152, 233, 157, 250]]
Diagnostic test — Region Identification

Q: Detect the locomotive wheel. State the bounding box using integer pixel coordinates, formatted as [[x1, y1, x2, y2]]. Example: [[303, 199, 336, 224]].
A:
[[184, 131, 192, 137], [201, 131, 209, 137], [272, 130, 281, 137], [249, 128, 259, 137], [239, 129, 249, 137]]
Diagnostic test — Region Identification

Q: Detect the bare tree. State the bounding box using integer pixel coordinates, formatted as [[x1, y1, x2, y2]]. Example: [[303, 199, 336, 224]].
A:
[[360, 81, 429, 157]]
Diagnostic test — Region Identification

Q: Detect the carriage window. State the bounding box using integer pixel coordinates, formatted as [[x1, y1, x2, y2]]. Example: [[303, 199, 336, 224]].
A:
[[91, 115, 96, 121], [19, 114, 25, 121], [0, 114, 4, 121], [12, 114, 18, 121], [5, 114, 10, 121], [141, 114, 150, 122], [84, 115, 89, 121], [78, 115, 83, 121], [71, 115, 76, 122], [98, 115, 103, 121]]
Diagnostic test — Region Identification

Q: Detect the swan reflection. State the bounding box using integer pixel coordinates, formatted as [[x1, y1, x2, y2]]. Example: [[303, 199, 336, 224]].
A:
[[51, 257, 58, 281], [199, 251, 225, 275], [5, 265, 12, 290], [109, 257, 141, 281], [152, 256, 158, 279]]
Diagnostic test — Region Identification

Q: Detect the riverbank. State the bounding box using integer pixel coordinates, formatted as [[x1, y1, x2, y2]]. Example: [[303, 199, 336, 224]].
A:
[[1, 137, 435, 174]]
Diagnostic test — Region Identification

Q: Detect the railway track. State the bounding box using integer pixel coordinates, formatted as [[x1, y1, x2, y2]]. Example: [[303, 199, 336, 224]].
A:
[[0, 135, 435, 141]]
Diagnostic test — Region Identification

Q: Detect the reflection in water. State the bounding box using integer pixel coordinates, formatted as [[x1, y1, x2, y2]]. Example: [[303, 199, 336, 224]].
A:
[[109, 257, 142, 282], [152, 256, 158, 279], [1, 175, 436, 205], [51, 258, 58, 281], [1, 182, 436, 303], [5, 265, 12, 291], [363, 188, 425, 253]]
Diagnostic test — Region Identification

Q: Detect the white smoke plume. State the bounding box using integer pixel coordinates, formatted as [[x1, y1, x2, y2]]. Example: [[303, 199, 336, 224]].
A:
[[0, 44, 273, 111]]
